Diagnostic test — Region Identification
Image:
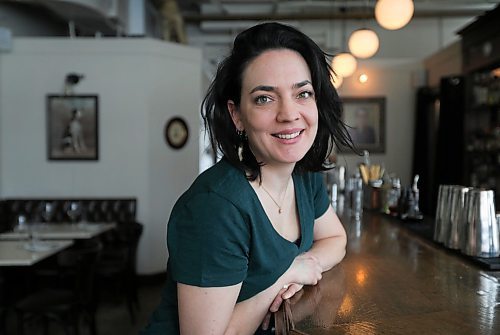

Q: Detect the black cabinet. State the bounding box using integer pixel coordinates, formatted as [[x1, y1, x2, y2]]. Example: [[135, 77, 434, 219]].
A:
[[458, 5, 500, 207]]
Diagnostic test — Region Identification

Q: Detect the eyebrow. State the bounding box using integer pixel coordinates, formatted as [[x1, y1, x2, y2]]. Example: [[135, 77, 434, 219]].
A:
[[249, 80, 312, 94]]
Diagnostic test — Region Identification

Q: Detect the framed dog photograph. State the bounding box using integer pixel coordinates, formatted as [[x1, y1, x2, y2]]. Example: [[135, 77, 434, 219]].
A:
[[47, 95, 99, 160]]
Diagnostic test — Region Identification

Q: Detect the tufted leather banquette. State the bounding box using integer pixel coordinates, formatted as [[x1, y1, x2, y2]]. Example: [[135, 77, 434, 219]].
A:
[[0, 198, 137, 231]]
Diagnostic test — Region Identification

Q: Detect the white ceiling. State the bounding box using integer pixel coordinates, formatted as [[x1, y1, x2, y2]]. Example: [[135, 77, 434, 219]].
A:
[[179, 1, 499, 79], [180, 0, 500, 22]]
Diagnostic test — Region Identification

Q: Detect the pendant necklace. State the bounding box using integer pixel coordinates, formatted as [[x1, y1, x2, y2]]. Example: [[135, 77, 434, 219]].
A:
[[261, 178, 291, 214]]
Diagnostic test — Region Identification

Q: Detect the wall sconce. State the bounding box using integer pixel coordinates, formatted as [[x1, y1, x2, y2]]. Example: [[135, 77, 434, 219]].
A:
[[375, 0, 414, 30], [359, 73, 369, 84], [348, 28, 380, 59], [64, 72, 85, 95]]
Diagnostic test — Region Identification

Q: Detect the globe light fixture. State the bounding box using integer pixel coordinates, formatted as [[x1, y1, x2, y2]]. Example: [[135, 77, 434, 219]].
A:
[[375, 0, 414, 30], [331, 53, 357, 78], [348, 28, 380, 59]]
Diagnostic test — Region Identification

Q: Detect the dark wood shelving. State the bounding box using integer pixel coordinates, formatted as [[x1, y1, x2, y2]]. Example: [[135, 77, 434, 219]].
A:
[[470, 104, 500, 111], [458, 6, 500, 206]]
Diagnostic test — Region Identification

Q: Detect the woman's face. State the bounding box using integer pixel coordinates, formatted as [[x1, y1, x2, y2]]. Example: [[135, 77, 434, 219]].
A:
[[228, 49, 319, 166]]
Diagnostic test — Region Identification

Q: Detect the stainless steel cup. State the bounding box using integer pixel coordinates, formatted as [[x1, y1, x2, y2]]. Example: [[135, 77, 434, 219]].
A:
[[434, 185, 454, 244], [462, 189, 499, 258], [434, 185, 445, 242], [446, 186, 470, 249]]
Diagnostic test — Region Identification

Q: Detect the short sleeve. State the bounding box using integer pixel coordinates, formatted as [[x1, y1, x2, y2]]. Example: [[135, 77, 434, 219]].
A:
[[313, 172, 330, 219], [167, 192, 250, 287]]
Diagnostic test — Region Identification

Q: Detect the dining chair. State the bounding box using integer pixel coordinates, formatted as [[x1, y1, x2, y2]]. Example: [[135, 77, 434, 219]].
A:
[[96, 221, 143, 323], [15, 240, 103, 335]]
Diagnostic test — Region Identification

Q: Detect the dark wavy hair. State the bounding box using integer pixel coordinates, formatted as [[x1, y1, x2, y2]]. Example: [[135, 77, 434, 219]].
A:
[[202, 22, 353, 181]]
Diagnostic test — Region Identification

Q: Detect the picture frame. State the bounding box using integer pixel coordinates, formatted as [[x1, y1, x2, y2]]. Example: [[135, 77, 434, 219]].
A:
[[341, 97, 386, 153], [47, 94, 99, 161]]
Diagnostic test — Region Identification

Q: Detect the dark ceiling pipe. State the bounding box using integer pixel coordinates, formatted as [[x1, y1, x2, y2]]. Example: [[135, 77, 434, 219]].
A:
[[182, 9, 487, 22]]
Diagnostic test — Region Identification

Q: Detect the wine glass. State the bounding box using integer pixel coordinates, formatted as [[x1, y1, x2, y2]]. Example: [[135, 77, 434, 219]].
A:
[[65, 201, 81, 223], [15, 215, 41, 249], [27, 221, 43, 249], [15, 214, 27, 232], [39, 201, 54, 223]]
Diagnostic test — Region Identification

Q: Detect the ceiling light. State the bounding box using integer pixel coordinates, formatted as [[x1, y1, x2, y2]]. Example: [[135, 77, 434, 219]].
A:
[[332, 53, 357, 78], [348, 28, 380, 59], [375, 0, 414, 30]]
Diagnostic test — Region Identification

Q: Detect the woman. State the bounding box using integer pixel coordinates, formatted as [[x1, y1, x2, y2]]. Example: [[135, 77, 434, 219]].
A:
[[142, 22, 352, 335]]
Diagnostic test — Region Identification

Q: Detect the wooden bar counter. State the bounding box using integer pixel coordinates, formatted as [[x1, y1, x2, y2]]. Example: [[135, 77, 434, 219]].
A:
[[276, 212, 500, 335]]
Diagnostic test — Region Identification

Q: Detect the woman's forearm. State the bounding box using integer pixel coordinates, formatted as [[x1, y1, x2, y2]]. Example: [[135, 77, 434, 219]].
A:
[[305, 235, 347, 272], [307, 207, 348, 272]]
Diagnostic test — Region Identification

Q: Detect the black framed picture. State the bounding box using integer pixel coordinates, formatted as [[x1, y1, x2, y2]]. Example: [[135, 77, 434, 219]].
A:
[[47, 95, 99, 160], [341, 97, 386, 153]]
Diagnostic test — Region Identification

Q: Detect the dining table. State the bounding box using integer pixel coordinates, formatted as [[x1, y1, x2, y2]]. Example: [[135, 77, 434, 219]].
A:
[[275, 212, 500, 335], [0, 222, 116, 240], [0, 240, 73, 266]]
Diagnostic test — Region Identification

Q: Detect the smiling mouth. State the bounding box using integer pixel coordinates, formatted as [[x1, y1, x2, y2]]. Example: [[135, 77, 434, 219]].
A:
[[272, 130, 304, 140]]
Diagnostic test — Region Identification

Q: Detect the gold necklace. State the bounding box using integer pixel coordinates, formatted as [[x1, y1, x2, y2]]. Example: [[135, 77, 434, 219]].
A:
[[260, 178, 291, 214]]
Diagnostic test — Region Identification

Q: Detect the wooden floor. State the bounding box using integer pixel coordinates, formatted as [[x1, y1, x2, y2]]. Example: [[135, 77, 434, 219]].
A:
[[282, 212, 500, 335]]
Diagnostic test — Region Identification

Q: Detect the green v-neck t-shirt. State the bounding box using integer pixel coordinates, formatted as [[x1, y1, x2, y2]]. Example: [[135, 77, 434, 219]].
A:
[[141, 158, 330, 334]]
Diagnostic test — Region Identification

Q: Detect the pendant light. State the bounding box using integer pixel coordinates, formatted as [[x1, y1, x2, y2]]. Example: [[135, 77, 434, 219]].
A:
[[375, 0, 414, 30], [332, 53, 357, 78], [348, 28, 379, 59], [348, 1, 379, 59], [331, 7, 357, 78]]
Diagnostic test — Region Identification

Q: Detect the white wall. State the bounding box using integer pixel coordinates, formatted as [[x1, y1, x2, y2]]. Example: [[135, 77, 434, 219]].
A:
[[0, 37, 201, 274], [336, 59, 422, 187]]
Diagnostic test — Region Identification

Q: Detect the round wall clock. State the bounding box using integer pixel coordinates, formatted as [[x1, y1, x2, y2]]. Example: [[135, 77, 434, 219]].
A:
[[164, 117, 189, 149]]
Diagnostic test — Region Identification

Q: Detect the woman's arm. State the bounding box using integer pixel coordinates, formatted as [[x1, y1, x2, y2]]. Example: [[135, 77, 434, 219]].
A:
[[177, 283, 241, 335], [178, 253, 323, 335], [269, 205, 346, 307], [306, 205, 347, 272], [177, 206, 345, 335]]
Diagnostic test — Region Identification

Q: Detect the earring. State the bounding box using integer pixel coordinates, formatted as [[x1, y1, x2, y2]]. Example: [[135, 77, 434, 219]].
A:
[[237, 129, 246, 162], [238, 145, 243, 162]]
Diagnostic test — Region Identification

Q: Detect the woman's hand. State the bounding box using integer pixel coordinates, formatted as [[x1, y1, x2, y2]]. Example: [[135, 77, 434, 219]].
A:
[[260, 253, 322, 331], [261, 283, 305, 330], [288, 253, 323, 286], [270, 253, 322, 314], [269, 283, 303, 313]]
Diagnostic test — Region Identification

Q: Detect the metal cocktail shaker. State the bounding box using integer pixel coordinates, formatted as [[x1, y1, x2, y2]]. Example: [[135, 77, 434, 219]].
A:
[[446, 186, 470, 249], [461, 189, 499, 258], [434, 185, 454, 244]]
